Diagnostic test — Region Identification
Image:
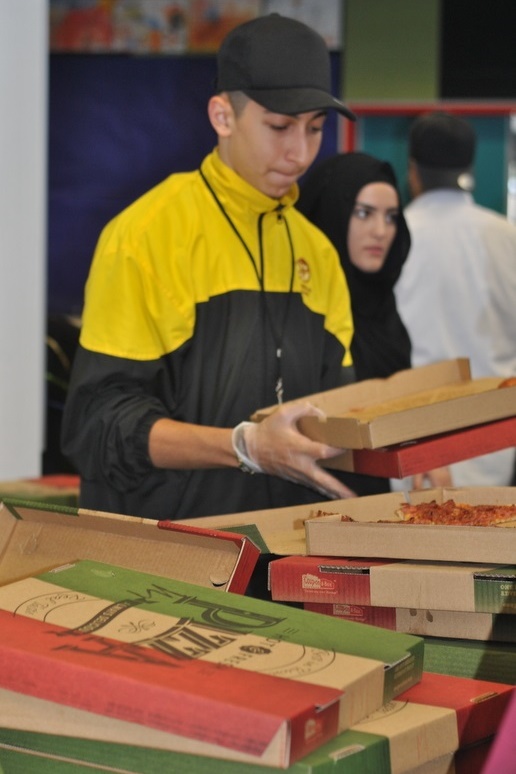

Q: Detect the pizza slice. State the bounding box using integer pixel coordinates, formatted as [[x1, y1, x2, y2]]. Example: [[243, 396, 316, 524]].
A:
[[329, 499, 516, 527], [395, 499, 516, 527]]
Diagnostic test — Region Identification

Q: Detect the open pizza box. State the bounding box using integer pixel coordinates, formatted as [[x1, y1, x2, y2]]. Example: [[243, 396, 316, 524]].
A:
[[179, 499, 321, 556], [0, 499, 260, 594], [304, 486, 516, 564], [251, 358, 516, 477], [182, 486, 516, 565]]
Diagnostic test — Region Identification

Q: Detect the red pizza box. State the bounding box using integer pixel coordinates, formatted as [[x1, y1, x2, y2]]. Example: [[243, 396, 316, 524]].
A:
[[252, 359, 516, 457], [333, 415, 516, 478], [0, 609, 342, 768], [1, 663, 500, 773], [268, 553, 516, 614], [268, 555, 391, 605], [303, 600, 516, 643], [0, 556, 426, 710], [0, 700, 393, 773], [304, 601, 397, 628]]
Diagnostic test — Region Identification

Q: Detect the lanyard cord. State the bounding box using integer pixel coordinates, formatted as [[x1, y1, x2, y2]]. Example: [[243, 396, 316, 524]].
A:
[[199, 167, 295, 403], [200, 167, 264, 288]]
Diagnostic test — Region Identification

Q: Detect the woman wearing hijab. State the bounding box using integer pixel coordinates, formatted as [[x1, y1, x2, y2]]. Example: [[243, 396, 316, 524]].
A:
[[297, 152, 412, 382], [298, 152, 451, 494]]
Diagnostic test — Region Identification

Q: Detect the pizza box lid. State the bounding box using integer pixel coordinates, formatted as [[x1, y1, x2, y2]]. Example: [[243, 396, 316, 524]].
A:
[[251, 358, 516, 451], [304, 487, 516, 564], [0, 499, 260, 594]]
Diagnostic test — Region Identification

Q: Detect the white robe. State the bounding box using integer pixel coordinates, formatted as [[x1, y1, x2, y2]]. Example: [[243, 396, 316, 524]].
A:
[[393, 189, 516, 488]]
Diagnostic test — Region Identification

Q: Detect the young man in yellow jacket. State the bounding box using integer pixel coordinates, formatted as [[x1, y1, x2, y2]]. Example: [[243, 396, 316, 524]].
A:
[[62, 14, 357, 520]]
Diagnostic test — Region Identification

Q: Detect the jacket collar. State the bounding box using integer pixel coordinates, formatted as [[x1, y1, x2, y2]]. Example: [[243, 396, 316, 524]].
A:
[[200, 149, 299, 221]]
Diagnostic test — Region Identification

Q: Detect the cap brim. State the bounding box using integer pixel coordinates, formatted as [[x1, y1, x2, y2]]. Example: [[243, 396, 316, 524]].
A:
[[243, 87, 356, 120], [417, 164, 475, 192]]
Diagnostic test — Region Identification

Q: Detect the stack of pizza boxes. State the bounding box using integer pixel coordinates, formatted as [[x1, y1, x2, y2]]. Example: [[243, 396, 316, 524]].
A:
[[0, 672, 512, 773], [271, 486, 516, 644], [256, 359, 516, 648], [2, 359, 515, 771], [1, 500, 511, 773], [251, 359, 516, 484], [266, 485, 516, 773], [0, 499, 450, 773]]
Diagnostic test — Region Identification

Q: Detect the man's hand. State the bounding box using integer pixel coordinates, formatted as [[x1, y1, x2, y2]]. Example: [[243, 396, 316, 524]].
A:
[[242, 402, 356, 500], [412, 467, 453, 490]]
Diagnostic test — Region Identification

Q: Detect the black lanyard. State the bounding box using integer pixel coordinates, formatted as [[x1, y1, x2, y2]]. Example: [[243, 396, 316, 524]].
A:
[[199, 168, 295, 403]]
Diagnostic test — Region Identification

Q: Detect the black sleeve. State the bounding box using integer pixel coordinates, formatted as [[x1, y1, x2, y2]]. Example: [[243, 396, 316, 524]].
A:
[[61, 345, 170, 492]]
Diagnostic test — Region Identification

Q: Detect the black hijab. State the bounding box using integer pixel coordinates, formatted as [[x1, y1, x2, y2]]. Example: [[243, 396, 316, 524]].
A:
[[298, 152, 412, 381]]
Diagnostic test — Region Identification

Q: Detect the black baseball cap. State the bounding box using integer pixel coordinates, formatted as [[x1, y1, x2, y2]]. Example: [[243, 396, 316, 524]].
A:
[[216, 14, 356, 120], [409, 111, 476, 191]]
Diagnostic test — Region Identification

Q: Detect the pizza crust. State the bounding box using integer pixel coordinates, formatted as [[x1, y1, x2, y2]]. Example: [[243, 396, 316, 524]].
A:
[[343, 378, 504, 422]]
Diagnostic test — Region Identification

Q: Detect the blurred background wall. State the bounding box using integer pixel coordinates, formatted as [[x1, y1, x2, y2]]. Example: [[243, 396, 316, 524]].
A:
[[0, 1, 47, 479]]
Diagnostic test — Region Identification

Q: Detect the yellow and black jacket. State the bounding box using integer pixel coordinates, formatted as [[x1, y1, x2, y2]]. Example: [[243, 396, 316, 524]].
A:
[[62, 150, 354, 520]]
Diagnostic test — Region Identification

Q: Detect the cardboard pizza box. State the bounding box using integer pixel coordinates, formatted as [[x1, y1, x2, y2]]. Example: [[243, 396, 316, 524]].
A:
[[181, 486, 516, 563], [1, 701, 492, 774], [2, 672, 505, 773], [0, 559, 426, 767], [0, 558, 424, 710], [0, 692, 391, 773], [366, 559, 516, 613], [328, 414, 516, 478], [303, 601, 516, 643], [267, 554, 516, 614], [304, 487, 516, 564], [251, 359, 516, 454], [304, 601, 398, 629], [0, 609, 343, 769], [0, 691, 496, 774], [0, 498, 260, 594], [269, 555, 392, 604]]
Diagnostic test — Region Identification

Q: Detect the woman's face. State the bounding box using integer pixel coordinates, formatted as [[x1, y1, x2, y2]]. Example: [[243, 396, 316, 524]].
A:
[[347, 182, 399, 272]]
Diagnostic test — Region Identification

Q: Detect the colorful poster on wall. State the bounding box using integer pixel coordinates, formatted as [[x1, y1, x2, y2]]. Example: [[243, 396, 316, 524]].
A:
[[186, 0, 260, 52], [113, 0, 189, 53], [49, 0, 340, 54], [50, 0, 190, 53]]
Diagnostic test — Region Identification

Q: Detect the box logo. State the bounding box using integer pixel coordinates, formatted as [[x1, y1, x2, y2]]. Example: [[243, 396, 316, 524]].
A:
[[301, 573, 335, 592]]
